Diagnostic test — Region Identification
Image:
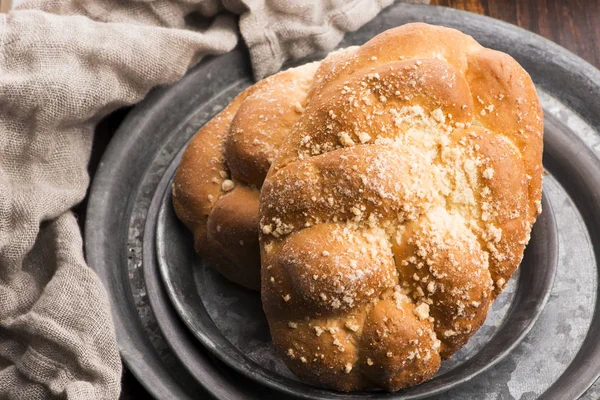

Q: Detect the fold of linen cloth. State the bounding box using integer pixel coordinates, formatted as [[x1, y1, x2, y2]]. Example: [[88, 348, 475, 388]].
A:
[[0, 0, 430, 398]]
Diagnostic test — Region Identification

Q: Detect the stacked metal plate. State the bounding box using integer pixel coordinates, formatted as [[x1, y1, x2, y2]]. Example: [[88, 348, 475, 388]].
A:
[[85, 4, 600, 399]]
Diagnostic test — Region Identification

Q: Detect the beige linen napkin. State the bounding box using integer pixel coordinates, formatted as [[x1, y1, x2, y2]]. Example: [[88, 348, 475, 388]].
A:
[[0, 0, 434, 398]]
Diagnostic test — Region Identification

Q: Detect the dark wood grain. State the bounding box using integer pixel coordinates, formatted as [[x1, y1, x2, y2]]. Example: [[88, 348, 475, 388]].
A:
[[431, 0, 600, 68], [105, 1, 599, 398]]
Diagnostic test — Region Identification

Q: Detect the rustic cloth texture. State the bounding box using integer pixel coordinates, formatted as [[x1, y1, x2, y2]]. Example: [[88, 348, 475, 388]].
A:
[[0, 0, 431, 398]]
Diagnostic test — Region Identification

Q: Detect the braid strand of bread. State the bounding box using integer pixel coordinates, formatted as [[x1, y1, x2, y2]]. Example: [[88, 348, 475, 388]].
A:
[[172, 60, 322, 289]]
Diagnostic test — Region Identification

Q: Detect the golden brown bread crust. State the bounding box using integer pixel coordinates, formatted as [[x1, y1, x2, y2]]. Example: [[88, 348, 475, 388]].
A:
[[172, 61, 320, 290], [260, 23, 543, 391]]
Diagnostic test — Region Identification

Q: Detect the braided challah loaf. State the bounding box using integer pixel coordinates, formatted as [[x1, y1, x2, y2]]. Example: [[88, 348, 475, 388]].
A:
[[260, 23, 543, 391], [172, 60, 325, 289]]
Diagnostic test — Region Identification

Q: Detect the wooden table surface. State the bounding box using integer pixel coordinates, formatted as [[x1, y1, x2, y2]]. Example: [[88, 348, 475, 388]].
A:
[[432, 0, 600, 68], [96, 0, 598, 398]]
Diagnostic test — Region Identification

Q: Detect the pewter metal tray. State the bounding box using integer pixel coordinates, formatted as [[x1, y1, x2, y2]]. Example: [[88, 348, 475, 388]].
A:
[[85, 3, 600, 399]]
